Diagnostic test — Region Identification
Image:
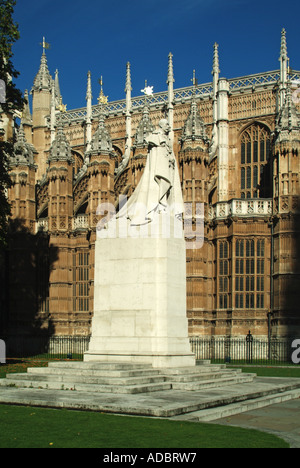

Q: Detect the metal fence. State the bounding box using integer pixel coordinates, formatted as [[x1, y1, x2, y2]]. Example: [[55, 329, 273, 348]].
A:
[[0, 333, 297, 365], [1, 335, 91, 360], [190, 334, 297, 365]]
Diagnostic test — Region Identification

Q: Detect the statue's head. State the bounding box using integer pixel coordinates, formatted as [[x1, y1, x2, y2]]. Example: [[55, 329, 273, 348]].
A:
[[158, 119, 170, 134]]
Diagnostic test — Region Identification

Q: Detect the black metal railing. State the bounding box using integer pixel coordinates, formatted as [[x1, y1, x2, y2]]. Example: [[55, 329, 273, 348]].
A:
[[1, 335, 91, 361], [0, 333, 298, 365], [190, 333, 297, 365]]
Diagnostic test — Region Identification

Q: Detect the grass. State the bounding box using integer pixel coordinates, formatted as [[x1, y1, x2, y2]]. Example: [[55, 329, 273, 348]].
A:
[[0, 404, 289, 448], [231, 366, 300, 378], [0, 360, 49, 379]]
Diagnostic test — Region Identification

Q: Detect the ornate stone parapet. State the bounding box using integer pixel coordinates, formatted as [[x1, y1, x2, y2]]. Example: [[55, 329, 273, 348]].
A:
[[209, 198, 273, 220], [36, 218, 49, 232], [73, 214, 89, 231]]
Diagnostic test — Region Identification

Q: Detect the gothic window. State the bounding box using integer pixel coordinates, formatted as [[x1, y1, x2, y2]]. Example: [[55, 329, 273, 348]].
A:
[[73, 151, 84, 176], [218, 241, 230, 309], [256, 240, 265, 309], [73, 251, 90, 312], [240, 124, 272, 199], [235, 239, 265, 310]]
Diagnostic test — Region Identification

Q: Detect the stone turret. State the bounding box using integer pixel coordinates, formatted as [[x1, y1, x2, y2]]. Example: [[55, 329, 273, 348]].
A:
[[8, 124, 37, 231], [134, 102, 155, 149], [31, 48, 53, 180], [86, 85, 116, 228], [179, 73, 209, 210], [130, 101, 155, 189], [274, 84, 300, 213], [47, 116, 74, 233], [272, 62, 300, 337]]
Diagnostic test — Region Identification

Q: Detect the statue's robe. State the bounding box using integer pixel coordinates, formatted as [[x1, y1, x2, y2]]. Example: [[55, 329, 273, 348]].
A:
[[117, 129, 184, 226]]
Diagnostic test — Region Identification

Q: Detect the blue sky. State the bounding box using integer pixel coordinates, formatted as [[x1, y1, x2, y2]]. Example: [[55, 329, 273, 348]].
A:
[[12, 0, 300, 111]]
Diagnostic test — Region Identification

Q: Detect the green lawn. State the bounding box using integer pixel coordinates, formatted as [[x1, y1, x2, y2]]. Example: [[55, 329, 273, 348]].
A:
[[0, 404, 289, 448], [0, 360, 49, 379], [232, 366, 300, 378]]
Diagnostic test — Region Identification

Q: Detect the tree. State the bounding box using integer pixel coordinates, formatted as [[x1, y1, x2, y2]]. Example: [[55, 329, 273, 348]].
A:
[[0, 0, 23, 249]]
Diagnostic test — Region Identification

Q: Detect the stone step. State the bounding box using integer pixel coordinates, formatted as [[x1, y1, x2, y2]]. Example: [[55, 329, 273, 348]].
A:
[[0, 360, 256, 395], [7, 365, 244, 385], [1, 372, 254, 394], [48, 361, 152, 371], [26, 366, 162, 379], [24, 364, 233, 381], [161, 365, 227, 375], [0, 368, 255, 395], [171, 373, 255, 391], [48, 361, 227, 375], [0, 376, 299, 418], [0, 376, 172, 394], [196, 360, 212, 365], [172, 388, 300, 422], [5, 372, 168, 386], [4, 368, 245, 386], [162, 370, 242, 383]]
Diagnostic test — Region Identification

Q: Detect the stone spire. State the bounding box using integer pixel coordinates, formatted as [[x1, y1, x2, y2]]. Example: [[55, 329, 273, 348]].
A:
[[50, 81, 56, 143], [49, 115, 73, 163], [55, 70, 62, 106], [181, 72, 208, 144], [276, 82, 300, 140], [124, 62, 132, 159], [280, 28, 288, 62], [167, 52, 175, 142], [134, 100, 155, 148], [86, 71, 93, 152], [22, 90, 32, 126], [279, 28, 290, 110], [210, 43, 220, 161], [11, 124, 36, 167], [212, 43, 220, 121], [32, 50, 52, 92], [89, 102, 113, 156], [125, 62, 132, 106]]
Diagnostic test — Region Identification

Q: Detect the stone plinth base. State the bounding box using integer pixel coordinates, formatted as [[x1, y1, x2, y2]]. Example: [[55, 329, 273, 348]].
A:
[[84, 351, 195, 368], [85, 232, 195, 368]]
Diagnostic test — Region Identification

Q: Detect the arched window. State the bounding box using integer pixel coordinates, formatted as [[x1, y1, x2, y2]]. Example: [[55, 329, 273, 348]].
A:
[[240, 124, 272, 199], [235, 238, 266, 310], [72, 151, 84, 176], [218, 240, 230, 309]]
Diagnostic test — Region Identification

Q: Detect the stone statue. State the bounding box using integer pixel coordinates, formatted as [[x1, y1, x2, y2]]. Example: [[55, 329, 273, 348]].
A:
[[117, 119, 184, 226], [88, 124, 195, 369]]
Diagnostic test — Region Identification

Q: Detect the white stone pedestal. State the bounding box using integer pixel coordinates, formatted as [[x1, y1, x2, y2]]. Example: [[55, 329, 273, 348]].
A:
[[85, 221, 195, 368]]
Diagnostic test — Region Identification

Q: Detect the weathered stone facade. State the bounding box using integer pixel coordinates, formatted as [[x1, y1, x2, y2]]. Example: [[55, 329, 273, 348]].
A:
[[1, 30, 300, 339]]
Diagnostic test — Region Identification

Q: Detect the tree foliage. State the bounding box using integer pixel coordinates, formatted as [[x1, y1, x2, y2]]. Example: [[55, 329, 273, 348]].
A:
[[0, 0, 23, 249]]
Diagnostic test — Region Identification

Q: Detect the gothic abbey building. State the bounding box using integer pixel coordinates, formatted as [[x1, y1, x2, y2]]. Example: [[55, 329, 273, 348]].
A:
[[1, 29, 300, 339]]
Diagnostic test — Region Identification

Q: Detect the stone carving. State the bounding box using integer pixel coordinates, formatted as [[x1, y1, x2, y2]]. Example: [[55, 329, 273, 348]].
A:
[[117, 119, 184, 226]]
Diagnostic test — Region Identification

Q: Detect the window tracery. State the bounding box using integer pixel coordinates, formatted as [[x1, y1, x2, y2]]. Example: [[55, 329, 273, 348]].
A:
[[240, 124, 272, 199]]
